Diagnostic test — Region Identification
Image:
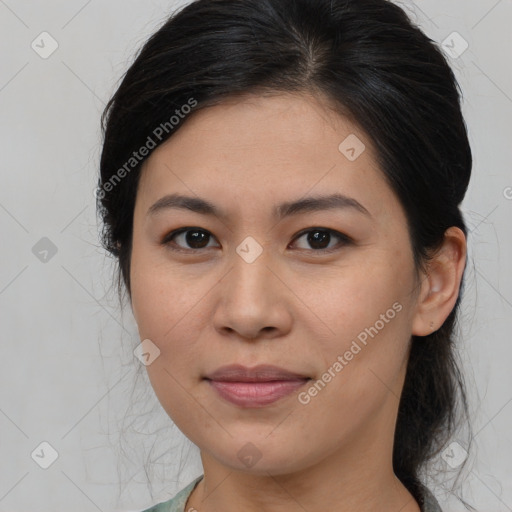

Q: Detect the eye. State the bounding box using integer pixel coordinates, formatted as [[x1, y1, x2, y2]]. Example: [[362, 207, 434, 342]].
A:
[[162, 226, 352, 254], [289, 228, 352, 253], [162, 227, 219, 252]]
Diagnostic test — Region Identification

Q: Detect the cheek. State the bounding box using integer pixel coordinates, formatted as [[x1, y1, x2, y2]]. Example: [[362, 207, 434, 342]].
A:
[[300, 256, 414, 395], [131, 250, 200, 340], [291, 275, 411, 446], [130, 262, 208, 427], [130, 254, 217, 391], [301, 257, 410, 334]]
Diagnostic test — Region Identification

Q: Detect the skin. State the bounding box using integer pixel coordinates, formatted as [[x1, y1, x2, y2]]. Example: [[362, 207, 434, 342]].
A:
[[129, 91, 466, 512]]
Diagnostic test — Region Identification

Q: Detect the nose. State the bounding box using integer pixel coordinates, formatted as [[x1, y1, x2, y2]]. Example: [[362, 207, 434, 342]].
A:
[[212, 248, 293, 341]]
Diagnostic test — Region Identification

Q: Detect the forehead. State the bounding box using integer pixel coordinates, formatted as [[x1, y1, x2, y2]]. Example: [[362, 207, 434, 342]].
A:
[[146, 91, 370, 164], [135, 92, 397, 222]]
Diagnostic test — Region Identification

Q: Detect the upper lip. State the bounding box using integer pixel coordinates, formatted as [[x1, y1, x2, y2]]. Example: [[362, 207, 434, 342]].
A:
[[204, 364, 310, 382]]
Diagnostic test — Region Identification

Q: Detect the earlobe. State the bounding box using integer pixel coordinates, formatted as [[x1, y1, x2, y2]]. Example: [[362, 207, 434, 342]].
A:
[[411, 227, 467, 336]]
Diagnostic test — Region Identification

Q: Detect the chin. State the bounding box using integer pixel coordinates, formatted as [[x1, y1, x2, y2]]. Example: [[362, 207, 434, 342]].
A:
[[202, 432, 313, 475]]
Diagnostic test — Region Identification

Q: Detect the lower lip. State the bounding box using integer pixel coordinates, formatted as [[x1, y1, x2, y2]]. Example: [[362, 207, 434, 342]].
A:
[[206, 379, 310, 407]]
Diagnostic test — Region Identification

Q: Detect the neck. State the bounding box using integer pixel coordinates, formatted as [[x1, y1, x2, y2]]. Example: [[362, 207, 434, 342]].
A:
[[186, 425, 421, 512]]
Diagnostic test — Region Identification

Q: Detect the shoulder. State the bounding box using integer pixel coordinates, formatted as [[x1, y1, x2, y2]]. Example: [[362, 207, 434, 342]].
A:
[[139, 475, 204, 512]]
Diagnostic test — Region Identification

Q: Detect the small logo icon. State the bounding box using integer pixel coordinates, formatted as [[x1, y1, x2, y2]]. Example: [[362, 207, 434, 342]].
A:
[[442, 32, 468, 59], [237, 442, 262, 468], [338, 134, 366, 161], [236, 236, 263, 263], [32, 237, 58, 263], [134, 339, 161, 366], [31, 441, 59, 469], [503, 186, 512, 200], [441, 441, 468, 468], [31, 32, 59, 59]]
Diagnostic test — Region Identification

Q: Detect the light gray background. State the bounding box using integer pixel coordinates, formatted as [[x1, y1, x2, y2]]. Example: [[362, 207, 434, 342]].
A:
[[0, 1, 511, 511]]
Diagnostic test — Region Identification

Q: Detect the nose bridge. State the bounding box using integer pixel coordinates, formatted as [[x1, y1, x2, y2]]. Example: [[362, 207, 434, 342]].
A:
[[227, 239, 273, 300]]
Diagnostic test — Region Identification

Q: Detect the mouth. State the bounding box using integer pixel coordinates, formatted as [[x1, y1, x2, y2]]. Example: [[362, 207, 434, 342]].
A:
[[203, 364, 312, 408]]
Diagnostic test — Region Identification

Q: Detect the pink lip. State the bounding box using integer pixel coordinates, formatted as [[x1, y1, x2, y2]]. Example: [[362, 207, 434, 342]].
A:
[[204, 364, 311, 408]]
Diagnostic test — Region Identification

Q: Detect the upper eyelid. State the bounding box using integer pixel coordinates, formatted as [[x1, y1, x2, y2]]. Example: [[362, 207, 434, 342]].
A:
[[292, 227, 351, 242]]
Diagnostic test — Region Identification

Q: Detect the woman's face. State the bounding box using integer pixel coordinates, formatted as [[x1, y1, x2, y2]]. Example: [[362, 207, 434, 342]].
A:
[[130, 92, 423, 476]]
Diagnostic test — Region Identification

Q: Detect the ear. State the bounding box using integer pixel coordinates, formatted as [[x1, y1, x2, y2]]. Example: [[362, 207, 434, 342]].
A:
[[412, 227, 467, 336]]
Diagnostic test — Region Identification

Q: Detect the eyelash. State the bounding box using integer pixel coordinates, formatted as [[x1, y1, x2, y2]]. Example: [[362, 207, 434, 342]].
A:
[[161, 227, 352, 254]]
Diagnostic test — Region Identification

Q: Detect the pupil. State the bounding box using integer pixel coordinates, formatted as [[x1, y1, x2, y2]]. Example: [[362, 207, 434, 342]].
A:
[[187, 230, 208, 248], [309, 230, 329, 249]]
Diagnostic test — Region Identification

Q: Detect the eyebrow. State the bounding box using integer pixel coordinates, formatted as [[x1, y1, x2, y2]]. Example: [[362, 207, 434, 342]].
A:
[[147, 192, 371, 220]]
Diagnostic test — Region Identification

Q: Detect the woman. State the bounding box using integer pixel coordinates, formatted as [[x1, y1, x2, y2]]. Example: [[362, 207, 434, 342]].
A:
[[97, 0, 473, 511]]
